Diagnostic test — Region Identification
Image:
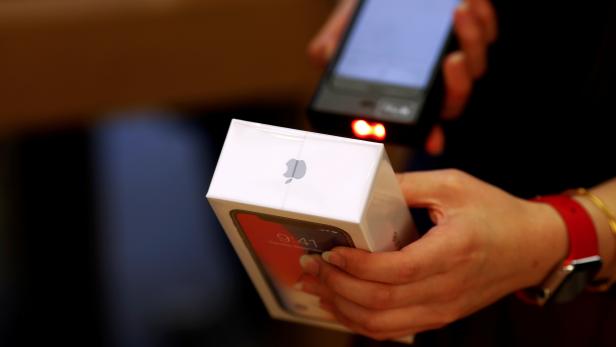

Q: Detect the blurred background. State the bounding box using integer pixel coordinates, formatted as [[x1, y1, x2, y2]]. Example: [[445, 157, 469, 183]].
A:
[[0, 0, 369, 346], [2, 1, 615, 347]]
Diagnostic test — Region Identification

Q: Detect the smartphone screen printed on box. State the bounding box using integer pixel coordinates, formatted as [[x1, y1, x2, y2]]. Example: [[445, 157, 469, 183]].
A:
[[231, 210, 354, 320]]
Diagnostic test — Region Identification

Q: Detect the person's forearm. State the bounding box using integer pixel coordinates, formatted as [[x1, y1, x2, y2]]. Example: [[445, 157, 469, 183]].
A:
[[573, 178, 616, 279]]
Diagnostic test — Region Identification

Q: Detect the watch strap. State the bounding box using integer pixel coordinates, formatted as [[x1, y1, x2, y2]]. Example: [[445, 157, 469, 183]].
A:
[[516, 194, 601, 305], [533, 195, 599, 264]]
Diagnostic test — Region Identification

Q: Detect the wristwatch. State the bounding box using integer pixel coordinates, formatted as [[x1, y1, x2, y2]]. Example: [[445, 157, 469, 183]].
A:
[[518, 195, 603, 305]]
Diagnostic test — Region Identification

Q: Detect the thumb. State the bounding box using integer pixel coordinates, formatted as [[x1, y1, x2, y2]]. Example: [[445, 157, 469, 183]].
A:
[[308, 0, 358, 66]]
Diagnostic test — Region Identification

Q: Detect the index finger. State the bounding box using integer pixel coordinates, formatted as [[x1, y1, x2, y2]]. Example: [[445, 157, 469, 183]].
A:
[[321, 231, 450, 284]]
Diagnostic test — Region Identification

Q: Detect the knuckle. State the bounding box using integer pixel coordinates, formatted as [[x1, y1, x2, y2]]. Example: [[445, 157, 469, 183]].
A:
[[363, 315, 386, 333], [439, 305, 464, 326], [440, 285, 463, 303], [444, 309, 461, 326], [339, 251, 364, 275], [396, 261, 417, 282], [351, 311, 371, 328], [455, 233, 477, 257], [369, 285, 395, 309], [458, 17, 481, 42], [453, 234, 485, 268], [433, 321, 449, 330], [466, 27, 482, 43], [436, 312, 456, 327], [328, 279, 348, 298], [346, 257, 365, 277], [440, 169, 468, 191], [320, 267, 339, 289]]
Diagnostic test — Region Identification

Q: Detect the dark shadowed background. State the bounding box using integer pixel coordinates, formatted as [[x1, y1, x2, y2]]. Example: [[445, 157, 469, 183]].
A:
[[0, 1, 357, 346], [1, 1, 615, 347]]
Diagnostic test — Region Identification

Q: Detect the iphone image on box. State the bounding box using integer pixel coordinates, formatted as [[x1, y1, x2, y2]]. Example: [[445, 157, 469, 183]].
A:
[[231, 210, 354, 320]]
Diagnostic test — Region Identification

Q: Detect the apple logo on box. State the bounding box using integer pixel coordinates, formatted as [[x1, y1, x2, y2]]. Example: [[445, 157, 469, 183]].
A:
[[283, 159, 306, 184]]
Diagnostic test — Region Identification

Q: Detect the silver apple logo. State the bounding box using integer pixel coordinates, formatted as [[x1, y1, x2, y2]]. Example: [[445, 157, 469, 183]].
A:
[[283, 159, 307, 184]]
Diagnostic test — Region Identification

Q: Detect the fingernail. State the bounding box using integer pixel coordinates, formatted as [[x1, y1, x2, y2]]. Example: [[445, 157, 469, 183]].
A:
[[456, 2, 470, 24], [299, 255, 319, 276], [322, 251, 345, 269], [457, 1, 469, 12], [449, 51, 465, 64]]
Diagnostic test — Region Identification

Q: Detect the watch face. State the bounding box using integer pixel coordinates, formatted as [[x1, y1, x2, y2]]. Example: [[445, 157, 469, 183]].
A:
[[552, 256, 602, 304]]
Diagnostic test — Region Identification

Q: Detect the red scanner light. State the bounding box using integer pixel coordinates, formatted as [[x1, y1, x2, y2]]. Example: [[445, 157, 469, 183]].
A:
[[352, 120, 386, 141], [353, 120, 372, 137]]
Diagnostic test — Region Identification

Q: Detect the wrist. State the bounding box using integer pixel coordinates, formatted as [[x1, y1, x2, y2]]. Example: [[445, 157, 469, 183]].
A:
[[519, 200, 569, 288]]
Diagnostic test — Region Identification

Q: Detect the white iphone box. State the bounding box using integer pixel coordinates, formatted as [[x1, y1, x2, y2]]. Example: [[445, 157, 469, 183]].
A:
[[206, 119, 417, 343]]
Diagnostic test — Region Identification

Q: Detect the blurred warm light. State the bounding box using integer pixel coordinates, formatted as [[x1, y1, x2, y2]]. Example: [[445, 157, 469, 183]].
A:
[[352, 119, 386, 141]]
